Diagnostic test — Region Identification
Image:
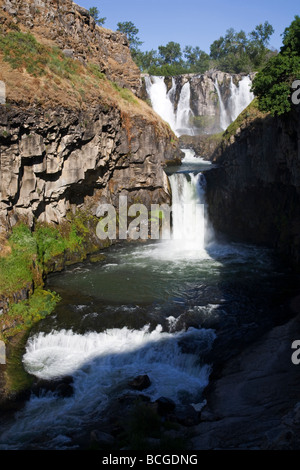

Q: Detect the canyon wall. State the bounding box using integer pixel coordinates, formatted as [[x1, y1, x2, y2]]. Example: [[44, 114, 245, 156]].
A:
[[205, 103, 300, 266]]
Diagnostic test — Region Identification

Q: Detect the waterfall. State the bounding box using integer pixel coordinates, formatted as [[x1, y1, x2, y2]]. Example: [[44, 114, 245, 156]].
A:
[[214, 76, 254, 131], [229, 76, 254, 122], [166, 170, 214, 256], [146, 74, 254, 135], [214, 78, 231, 131], [175, 82, 194, 136], [144, 75, 177, 133], [145, 76, 194, 136]]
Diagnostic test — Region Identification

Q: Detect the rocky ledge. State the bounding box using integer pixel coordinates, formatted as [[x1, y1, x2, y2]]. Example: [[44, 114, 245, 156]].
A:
[[192, 300, 300, 450]]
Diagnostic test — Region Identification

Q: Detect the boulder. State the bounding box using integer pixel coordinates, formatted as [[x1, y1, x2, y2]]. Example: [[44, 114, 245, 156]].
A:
[[128, 374, 151, 391]]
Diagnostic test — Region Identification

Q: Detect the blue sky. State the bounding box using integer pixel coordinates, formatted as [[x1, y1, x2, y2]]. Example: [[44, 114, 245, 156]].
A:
[[77, 0, 298, 53]]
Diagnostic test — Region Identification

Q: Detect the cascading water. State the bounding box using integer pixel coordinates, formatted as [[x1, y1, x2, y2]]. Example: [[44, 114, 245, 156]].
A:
[[214, 78, 231, 131], [0, 325, 214, 449], [145, 76, 194, 136], [144, 76, 176, 132], [175, 81, 194, 136], [168, 171, 212, 254], [214, 75, 254, 130], [229, 76, 254, 122]]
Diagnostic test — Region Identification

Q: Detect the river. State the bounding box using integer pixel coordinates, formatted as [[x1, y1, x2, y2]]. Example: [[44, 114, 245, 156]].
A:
[[0, 150, 291, 449]]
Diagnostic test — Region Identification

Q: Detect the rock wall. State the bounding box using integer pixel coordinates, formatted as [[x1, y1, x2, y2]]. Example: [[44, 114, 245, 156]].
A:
[[1, 0, 141, 94], [205, 105, 300, 266], [0, 103, 180, 230]]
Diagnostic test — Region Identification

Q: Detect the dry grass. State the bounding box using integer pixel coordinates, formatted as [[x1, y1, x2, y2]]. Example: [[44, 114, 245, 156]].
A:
[[0, 234, 11, 258], [0, 17, 176, 133]]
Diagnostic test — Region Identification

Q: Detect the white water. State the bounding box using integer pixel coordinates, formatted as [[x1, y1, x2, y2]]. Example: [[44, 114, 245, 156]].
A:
[[0, 325, 215, 449], [145, 76, 194, 136], [146, 74, 254, 134], [144, 75, 176, 132], [214, 78, 231, 130], [229, 76, 254, 122], [215, 75, 254, 130], [175, 81, 194, 135], [169, 172, 206, 250], [181, 148, 212, 166]]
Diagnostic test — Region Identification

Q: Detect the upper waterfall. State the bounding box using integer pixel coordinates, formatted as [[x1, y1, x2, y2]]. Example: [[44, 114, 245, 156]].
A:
[[144, 72, 255, 135]]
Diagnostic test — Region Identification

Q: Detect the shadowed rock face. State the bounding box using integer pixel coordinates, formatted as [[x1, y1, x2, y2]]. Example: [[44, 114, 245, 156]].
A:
[[192, 311, 300, 450], [205, 106, 300, 266]]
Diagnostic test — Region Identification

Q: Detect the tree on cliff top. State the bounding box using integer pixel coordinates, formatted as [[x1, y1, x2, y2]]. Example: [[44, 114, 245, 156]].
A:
[[251, 16, 300, 116], [210, 21, 274, 73], [89, 7, 106, 26], [117, 21, 143, 60]]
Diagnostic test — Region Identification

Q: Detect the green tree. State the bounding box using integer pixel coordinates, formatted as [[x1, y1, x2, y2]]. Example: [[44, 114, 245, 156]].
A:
[[158, 41, 182, 65], [135, 49, 159, 72], [117, 21, 143, 53], [252, 16, 300, 116], [88, 7, 106, 26], [249, 21, 274, 48], [281, 15, 300, 54], [184, 46, 210, 73], [210, 23, 274, 73]]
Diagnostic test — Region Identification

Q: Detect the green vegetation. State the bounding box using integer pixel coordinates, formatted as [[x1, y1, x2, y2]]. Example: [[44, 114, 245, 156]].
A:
[[88, 6, 106, 26], [118, 20, 275, 76], [222, 98, 261, 141], [0, 217, 86, 299], [6, 289, 60, 335], [0, 30, 79, 78], [3, 330, 34, 395], [111, 81, 138, 104], [209, 22, 275, 73], [0, 224, 37, 296], [87, 63, 106, 80], [117, 21, 143, 63], [252, 16, 300, 116], [0, 210, 104, 340]]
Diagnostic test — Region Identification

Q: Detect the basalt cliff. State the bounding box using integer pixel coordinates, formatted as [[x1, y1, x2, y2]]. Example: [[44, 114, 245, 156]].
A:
[[205, 101, 300, 267]]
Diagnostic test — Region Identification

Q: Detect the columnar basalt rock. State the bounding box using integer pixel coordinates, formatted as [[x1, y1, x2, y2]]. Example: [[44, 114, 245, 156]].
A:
[[205, 105, 300, 266], [0, 104, 180, 230]]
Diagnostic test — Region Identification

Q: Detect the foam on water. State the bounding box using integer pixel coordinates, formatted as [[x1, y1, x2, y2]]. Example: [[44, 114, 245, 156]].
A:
[[0, 325, 215, 449], [181, 148, 212, 165]]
